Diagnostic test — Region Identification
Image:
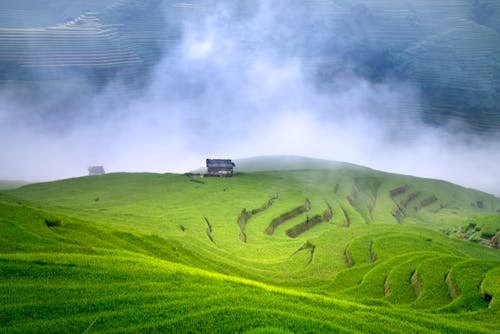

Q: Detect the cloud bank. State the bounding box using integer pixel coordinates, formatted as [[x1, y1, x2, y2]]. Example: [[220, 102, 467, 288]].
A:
[[1, 1, 499, 195]]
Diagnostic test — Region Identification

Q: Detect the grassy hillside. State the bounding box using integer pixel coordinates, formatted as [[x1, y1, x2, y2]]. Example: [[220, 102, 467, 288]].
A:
[[1, 158, 499, 332]]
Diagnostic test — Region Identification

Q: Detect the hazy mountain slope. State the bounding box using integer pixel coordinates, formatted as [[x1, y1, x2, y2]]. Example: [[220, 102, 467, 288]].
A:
[[233, 156, 353, 172], [0, 0, 114, 28], [0, 180, 28, 190], [1, 0, 500, 130]]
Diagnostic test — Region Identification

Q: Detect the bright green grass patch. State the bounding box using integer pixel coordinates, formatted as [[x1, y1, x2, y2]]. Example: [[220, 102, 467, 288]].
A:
[[442, 260, 498, 312], [481, 266, 500, 310], [413, 255, 462, 309], [384, 253, 434, 305], [1, 166, 500, 332], [0, 253, 493, 334]]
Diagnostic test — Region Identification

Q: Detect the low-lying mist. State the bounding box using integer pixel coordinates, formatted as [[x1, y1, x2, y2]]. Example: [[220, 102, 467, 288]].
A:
[[1, 1, 499, 196]]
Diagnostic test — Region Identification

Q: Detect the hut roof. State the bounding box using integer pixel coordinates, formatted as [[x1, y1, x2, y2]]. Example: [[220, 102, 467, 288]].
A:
[[88, 166, 105, 175]]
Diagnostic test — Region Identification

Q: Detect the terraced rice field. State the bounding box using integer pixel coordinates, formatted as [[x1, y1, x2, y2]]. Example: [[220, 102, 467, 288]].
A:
[[0, 1, 113, 28], [307, 0, 500, 130], [0, 13, 141, 68], [0, 0, 185, 71], [1, 158, 499, 332]]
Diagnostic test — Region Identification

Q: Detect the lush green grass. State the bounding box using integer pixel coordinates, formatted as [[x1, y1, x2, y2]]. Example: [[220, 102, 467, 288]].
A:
[[0, 160, 499, 332], [0, 253, 486, 333]]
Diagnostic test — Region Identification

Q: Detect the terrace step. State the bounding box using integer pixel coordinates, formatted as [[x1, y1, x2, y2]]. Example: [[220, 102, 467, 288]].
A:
[[442, 260, 498, 311]]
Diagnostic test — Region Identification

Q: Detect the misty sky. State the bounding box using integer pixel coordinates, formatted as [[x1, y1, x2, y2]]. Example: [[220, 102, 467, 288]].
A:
[[1, 1, 500, 196]]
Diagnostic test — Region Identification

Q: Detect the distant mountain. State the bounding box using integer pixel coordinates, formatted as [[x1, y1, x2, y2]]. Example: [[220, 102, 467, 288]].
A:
[[1, 0, 499, 130], [233, 155, 359, 172], [0, 180, 29, 190]]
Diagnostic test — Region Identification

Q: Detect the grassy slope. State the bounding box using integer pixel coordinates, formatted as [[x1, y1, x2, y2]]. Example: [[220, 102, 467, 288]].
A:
[[1, 158, 499, 333]]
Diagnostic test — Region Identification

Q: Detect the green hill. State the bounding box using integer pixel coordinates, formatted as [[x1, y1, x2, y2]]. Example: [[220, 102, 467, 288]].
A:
[[1, 157, 499, 332]]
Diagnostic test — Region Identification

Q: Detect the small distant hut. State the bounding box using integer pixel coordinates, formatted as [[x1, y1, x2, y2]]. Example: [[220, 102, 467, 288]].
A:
[[205, 159, 235, 177], [88, 166, 105, 176]]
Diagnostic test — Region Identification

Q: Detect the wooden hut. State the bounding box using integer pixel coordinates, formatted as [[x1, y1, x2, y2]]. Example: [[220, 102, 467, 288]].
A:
[[205, 159, 235, 177]]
